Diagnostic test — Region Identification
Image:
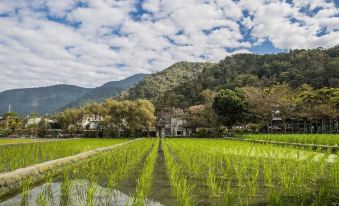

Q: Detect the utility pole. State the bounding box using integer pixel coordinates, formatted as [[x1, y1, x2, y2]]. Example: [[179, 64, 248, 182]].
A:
[[6, 104, 12, 129]]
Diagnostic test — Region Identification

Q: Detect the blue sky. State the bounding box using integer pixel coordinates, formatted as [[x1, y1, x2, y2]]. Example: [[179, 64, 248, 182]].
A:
[[0, 0, 338, 91]]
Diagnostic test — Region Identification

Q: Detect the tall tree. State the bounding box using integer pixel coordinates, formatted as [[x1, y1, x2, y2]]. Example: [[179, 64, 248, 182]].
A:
[[241, 84, 294, 132], [212, 89, 247, 130], [56, 108, 84, 134]]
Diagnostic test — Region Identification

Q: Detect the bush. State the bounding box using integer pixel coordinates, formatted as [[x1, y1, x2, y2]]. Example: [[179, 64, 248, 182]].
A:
[[82, 130, 103, 138], [0, 129, 10, 137], [248, 123, 260, 133], [191, 128, 225, 138]]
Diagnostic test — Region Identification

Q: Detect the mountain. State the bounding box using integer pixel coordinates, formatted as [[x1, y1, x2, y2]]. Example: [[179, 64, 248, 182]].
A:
[[0, 85, 90, 116], [0, 74, 148, 116], [63, 73, 149, 109], [128, 61, 215, 101], [129, 46, 339, 108]]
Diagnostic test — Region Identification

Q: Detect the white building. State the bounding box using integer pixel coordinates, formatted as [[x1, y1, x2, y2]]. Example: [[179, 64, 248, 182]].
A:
[[82, 115, 103, 130], [156, 108, 192, 137], [26, 117, 56, 128], [26, 117, 42, 127]]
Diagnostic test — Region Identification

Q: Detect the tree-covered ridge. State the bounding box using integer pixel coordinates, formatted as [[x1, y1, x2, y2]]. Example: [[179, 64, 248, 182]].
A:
[[128, 61, 215, 101], [169, 46, 339, 107]]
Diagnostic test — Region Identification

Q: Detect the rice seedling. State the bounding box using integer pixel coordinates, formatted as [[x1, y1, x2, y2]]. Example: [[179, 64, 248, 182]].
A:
[[224, 180, 234, 206], [1, 137, 338, 206], [0, 139, 34, 145], [0, 138, 127, 173], [20, 178, 32, 206], [133, 139, 159, 205], [206, 166, 222, 197], [163, 140, 196, 206], [242, 134, 339, 146], [164, 138, 339, 205]]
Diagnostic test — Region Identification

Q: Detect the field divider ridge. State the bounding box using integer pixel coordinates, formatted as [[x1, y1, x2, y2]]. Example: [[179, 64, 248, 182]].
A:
[[0, 138, 143, 197]]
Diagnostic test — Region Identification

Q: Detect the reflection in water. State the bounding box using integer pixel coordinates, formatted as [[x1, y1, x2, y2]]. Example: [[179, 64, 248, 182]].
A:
[[0, 180, 164, 206]]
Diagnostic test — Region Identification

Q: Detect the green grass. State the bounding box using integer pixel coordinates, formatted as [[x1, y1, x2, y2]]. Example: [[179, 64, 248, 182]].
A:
[[0, 138, 128, 173], [242, 134, 339, 146]]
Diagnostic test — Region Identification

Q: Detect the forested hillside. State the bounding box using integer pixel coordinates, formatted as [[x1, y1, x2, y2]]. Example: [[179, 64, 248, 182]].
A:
[[128, 62, 215, 101], [155, 46, 339, 108]]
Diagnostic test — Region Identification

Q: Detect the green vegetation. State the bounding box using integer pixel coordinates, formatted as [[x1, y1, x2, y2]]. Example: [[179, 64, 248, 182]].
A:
[[213, 89, 247, 130], [57, 99, 155, 137], [0, 139, 34, 145], [0, 74, 147, 116], [0, 138, 127, 173], [62, 73, 148, 109], [163, 140, 195, 206], [129, 62, 214, 102], [0, 137, 338, 205], [243, 134, 339, 146], [124, 46, 339, 134], [1, 138, 157, 205], [0, 85, 90, 116], [169, 46, 339, 107], [134, 139, 159, 205], [163, 138, 339, 205]]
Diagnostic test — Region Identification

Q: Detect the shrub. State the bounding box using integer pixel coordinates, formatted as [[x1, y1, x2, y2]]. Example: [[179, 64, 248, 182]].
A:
[[248, 123, 260, 133], [0, 129, 10, 137]]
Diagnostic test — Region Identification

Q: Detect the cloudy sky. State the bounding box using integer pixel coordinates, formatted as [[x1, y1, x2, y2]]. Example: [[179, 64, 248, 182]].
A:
[[0, 0, 338, 91]]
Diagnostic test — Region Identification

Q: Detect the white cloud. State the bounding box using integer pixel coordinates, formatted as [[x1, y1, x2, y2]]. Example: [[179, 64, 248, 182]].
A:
[[241, 0, 339, 49], [0, 0, 338, 91]]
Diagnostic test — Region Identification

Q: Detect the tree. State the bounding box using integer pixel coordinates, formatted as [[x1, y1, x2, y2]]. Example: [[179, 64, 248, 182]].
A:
[[37, 116, 48, 138], [241, 84, 294, 132], [128, 99, 156, 136], [102, 99, 155, 137], [200, 89, 217, 104], [8, 118, 22, 134], [103, 99, 131, 136], [212, 89, 247, 130], [188, 104, 219, 130], [4, 112, 21, 134], [83, 102, 104, 116], [56, 108, 84, 134]]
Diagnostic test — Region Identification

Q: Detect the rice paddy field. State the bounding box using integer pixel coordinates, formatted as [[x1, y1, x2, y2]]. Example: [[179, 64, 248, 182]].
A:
[[0, 138, 127, 173], [0, 139, 35, 145], [0, 136, 338, 206], [242, 134, 339, 146]]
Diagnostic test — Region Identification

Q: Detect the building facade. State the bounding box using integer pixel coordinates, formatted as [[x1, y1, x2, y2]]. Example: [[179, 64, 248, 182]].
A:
[[156, 108, 192, 137]]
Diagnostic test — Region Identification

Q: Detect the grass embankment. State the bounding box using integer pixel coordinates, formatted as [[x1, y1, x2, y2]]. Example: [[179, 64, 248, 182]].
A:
[[0, 138, 127, 173], [242, 134, 339, 146]]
